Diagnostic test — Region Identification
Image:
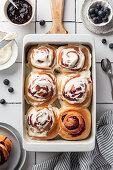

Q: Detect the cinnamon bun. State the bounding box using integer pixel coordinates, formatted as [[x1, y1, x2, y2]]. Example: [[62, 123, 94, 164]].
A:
[[26, 106, 59, 140], [58, 107, 91, 140], [0, 135, 12, 153], [0, 135, 12, 165], [27, 45, 56, 70], [25, 71, 57, 106], [58, 71, 92, 107], [57, 45, 91, 72]]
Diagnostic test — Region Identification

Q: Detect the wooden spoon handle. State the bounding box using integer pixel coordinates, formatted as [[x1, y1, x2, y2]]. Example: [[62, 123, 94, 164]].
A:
[[48, 0, 68, 34], [51, 0, 64, 24]]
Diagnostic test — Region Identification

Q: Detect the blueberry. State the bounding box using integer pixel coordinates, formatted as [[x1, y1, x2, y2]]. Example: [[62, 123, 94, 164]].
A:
[[98, 10, 106, 18], [39, 20, 46, 26], [8, 87, 14, 93], [97, 16, 102, 23], [95, 8, 99, 15], [93, 17, 98, 24], [0, 99, 6, 104], [3, 79, 10, 85], [109, 43, 113, 49], [90, 14, 96, 19], [102, 16, 108, 22], [101, 7, 104, 11], [104, 7, 110, 15], [89, 8, 95, 14], [96, 3, 102, 10], [102, 39, 107, 44]]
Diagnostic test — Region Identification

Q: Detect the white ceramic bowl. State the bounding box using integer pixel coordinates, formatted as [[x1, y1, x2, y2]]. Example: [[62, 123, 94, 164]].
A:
[[0, 32, 18, 70], [4, 0, 35, 26], [87, 0, 112, 27]]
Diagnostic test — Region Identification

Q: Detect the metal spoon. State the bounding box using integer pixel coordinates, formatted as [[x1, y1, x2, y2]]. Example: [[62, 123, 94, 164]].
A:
[[101, 58, 113, 100], [9, 0, 18, 9]]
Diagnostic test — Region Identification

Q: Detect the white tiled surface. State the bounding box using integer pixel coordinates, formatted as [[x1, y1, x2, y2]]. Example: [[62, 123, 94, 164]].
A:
[[0, 0, 113, 169], [36, 22, 75, 34], [76, 0, 84, 22], [37, 0, 75, 21]]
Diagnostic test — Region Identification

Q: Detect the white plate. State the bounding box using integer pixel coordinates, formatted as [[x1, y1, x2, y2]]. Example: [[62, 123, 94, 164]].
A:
[[22, 34, 96, 152], [0, 122, 26, 170], [0, 32, 18, 70], [0, 124, 21, 170]]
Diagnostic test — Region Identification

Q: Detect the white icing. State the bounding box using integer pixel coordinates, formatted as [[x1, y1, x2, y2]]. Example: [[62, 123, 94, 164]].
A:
[[30, 46, 55, 69], [28, 72, 56, 104], [27, 107, 55, 137], [3, 32, 18, 41], [57, 45, 91, 71], [0, 32, 18, 65], [0, 44, 12, 65], [61, 71, 90, 104]]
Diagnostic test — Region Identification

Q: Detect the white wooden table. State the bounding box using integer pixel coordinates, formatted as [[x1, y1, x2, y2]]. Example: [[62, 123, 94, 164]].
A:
[[0, 0, 113, 169]]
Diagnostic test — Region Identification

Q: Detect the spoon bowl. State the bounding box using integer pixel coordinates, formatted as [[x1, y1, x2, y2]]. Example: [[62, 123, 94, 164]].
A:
[[101, 58, 112, 74], [101, 58, 113, 99]]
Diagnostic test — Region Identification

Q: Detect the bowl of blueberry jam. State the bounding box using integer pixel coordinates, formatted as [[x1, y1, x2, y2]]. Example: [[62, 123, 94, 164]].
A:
[[87, 1, 112, 26], [4, 0, 35, 26]]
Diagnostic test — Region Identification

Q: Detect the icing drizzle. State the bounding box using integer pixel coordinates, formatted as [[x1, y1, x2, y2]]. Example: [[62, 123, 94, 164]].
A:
[[30, 46, 55, 69], [28, 72, 56, 104], [27, 107, 55, 137], [57, 46, 91, 71], [61, 71, 91, 104]]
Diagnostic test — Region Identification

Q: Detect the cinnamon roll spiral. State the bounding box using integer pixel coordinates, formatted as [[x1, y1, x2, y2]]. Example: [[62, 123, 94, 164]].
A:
[[26, 106, 59, 140], [59, 107, 91, 140], [57, 45, 91, 72], [25, 71, 57, 106], [59, 71, 92, 107], [27, 45, 56, 70]]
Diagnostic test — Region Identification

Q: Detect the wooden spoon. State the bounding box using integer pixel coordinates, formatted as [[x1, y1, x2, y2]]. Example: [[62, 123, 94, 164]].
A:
[[47, 0, 68, 34]]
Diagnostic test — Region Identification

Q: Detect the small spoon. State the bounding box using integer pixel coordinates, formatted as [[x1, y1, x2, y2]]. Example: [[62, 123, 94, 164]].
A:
[[101, 58, 113, 100], [9, 0, 18, 9]]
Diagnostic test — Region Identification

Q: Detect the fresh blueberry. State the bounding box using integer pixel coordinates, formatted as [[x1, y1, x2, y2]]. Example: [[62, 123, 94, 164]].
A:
[[39, 20, 46, 26], [0, 99, 6, 104], [3, 79, 10, 85], [8, 87, 14, 93], [109, 43, 113, 49], [104, 7, 110, 15], [95, 8, 99, 15], [90, 14, 96, 19], [89, 8, 95, 14], [96, 3, 102, 10], [102, 16, 108, 22], [101, 7, 104, 11], [93, 17, 98, 24], [97, 16, 102, 23], [102, 39, 107, 44], [98, 10, 106, 18]]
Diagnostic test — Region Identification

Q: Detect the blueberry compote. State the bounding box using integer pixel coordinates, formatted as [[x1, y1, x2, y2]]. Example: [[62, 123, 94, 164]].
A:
[[7, 0, 32, 25]]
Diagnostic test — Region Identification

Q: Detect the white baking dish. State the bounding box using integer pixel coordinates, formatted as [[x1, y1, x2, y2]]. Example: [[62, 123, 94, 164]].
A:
[[22, 34, 96, 152]]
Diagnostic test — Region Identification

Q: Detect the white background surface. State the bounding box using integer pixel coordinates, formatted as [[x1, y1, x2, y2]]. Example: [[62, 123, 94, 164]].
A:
[[0, 0, 113, 169]]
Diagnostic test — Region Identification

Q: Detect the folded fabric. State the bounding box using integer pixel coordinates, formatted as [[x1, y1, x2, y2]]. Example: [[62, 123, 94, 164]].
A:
[[32, 111, 113, 170]]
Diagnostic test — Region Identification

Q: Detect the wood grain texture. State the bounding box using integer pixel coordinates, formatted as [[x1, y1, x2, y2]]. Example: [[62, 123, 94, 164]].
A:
[[47, 0, 68, 34]]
